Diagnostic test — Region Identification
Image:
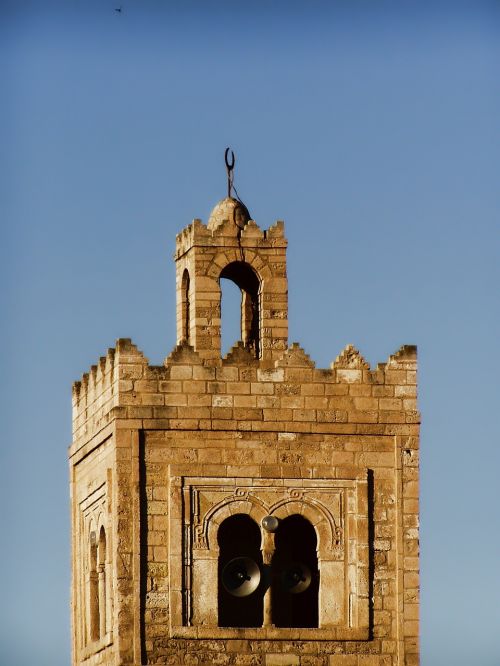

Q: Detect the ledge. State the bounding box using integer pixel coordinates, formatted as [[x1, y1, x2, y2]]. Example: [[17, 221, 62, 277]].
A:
[[169, 625, 369, 641]]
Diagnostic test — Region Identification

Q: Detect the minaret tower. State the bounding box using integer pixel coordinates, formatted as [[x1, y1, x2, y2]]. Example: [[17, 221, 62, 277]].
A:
[[70, 152, 420, 666]]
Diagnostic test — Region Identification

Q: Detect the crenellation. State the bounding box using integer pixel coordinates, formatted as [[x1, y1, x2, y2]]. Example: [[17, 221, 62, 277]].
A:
[[72, 379, 81, 403], [80, 371, 89, 396], [277, 343, 315, 368], [333, 344, 371, 370], [224, 341, 259, 365], [387, 345, 417, 365]]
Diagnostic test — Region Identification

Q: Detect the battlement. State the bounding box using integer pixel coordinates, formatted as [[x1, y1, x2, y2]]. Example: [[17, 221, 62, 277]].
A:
[[175, 217, 286, 260], [71, 338, 418, 448], [71, 338, 148, 443]]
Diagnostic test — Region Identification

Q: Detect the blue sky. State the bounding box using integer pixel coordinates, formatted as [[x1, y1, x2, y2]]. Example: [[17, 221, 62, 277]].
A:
[[1, 1, 499, 664]]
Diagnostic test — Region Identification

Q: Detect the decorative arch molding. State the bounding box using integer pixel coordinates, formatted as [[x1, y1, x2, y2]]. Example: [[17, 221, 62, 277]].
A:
[[200, 495, 268, 551], [198, 492, 342, 557], [96, 511, 106, 534], [169, 467, 369, 639], [87, 517, 97, 544], [206, 250, 272, 281], [268, 497, 343, 557], [78, 479, 113, 654]]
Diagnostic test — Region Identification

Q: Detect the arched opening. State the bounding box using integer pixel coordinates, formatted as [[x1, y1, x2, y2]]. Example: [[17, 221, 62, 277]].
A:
[[271, 515, 319, 628], [220, 262, 260, 358], [220, 278, 241, 357], [181, 269, 190, 343], [98, 527, 107, 638], [217, 514, 264, 627], [89, 531, 100, 641]]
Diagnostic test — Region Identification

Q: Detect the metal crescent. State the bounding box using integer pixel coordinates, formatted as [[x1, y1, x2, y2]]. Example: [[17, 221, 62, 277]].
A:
[[224, 147, 235, 171]]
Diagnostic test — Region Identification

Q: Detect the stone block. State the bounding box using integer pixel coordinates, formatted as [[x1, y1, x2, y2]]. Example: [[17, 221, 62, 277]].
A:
[[328, 657, 357, 666], [266, 655, 300, 665]]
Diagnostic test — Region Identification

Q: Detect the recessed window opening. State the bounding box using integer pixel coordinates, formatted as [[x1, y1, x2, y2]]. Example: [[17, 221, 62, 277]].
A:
[[217, 514, 264, 628], [220, 262, 260, 358], [89, 532, 100, 641], [98, 527, 107, 638], [271, 515, 319, 628], [220, 278, 242, 357], [181, 269, 190, 343]]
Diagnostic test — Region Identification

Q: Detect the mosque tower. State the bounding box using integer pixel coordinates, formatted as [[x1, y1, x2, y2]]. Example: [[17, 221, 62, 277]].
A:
[[70, 153, 420, 665]]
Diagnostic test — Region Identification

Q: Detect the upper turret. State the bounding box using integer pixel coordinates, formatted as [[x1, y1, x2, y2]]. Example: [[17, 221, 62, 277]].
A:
[[174, 205, 288, 363]]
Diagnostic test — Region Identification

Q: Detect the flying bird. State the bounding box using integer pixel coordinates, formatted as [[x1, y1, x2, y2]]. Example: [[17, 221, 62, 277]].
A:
[[114, 6, 122, 12]]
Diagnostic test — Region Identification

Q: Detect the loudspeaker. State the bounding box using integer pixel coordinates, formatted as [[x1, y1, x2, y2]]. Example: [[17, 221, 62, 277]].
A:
[[281, 562, 312, 594], [222, 557, 261, 597]]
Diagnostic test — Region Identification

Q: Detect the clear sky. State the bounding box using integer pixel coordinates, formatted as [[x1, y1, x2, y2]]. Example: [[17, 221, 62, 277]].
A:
[[1, 1, 499, 664]]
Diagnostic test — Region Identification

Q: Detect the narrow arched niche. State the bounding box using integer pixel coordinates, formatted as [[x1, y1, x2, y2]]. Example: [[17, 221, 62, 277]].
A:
[[219, 262, 261, 358], [220, 278, 241, 357], [89, 531, 100, 641], [98, 526, 106, 567], [181, 269, 191, 343], [217, 514, 264, 628], [271, 514, 319, 628], [98, 527, 107, 638]]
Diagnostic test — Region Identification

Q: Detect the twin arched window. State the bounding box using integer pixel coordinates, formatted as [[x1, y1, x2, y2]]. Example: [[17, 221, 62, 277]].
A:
[[217, 514, 319, 628], [89, 526, 108, 643]]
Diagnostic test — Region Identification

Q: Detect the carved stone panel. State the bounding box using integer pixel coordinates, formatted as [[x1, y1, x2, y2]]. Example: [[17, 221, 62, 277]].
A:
[[78, 481, 113, 657], [168, 465, 369, 640]]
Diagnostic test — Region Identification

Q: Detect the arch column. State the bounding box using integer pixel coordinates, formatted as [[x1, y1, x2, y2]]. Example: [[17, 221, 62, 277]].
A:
[[98, 564, 106, 638], [89, 533, 99, 642], [261, 529, 275, 627]]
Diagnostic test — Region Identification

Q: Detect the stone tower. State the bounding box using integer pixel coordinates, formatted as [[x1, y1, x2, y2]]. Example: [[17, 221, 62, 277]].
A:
[[70, 191, 420, 666]]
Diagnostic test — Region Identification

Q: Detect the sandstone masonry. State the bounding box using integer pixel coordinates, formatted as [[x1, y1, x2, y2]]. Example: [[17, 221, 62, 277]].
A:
[[70, 196, 420, 666]]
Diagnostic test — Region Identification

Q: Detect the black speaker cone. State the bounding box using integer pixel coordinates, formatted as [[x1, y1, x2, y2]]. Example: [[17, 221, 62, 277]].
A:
[[281, 562, 312, 594], [222, 557, 261, 597]]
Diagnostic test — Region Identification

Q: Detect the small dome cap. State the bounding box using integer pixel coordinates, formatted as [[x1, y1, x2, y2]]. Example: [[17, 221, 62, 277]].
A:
[[207, 197, 251, 230]]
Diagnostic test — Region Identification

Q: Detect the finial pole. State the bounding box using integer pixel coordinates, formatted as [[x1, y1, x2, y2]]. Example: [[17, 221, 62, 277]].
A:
[[224, 147, 235, 198]]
